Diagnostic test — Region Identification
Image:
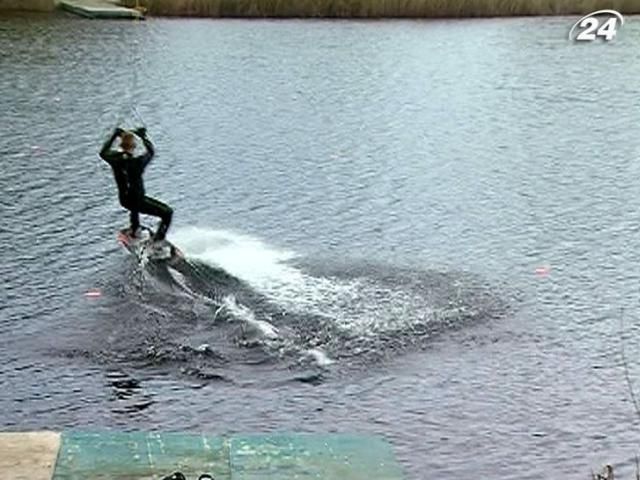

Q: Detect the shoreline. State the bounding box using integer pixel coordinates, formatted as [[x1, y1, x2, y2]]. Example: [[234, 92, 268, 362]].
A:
[[0, 0, 54, 11], [122, 1, 640, 18], [3, 0, 640, 17]]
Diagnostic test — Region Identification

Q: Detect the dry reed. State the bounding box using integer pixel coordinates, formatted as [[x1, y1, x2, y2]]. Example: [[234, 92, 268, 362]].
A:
[[119, 0, 640, 17]]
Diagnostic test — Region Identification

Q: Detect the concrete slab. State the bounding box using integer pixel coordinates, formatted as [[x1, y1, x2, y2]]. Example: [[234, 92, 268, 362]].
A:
[[58, 0, 143, 19], [2, 431, 404, 480], [0, 431, 62, 480], [229, 434, 405, 480], [52, 432, 230, 480]]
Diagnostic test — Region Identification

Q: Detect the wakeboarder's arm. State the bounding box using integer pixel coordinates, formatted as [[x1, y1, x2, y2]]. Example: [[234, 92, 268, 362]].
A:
[[100, 127, 123, 164], [136, 128, 155, 169]]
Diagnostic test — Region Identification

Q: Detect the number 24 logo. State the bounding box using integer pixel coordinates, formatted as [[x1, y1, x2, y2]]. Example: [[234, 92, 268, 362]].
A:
[[569, 10, 625, 42]]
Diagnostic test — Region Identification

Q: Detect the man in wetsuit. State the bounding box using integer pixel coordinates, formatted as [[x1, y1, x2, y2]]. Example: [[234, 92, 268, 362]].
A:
[[100, 127, 173, 241]]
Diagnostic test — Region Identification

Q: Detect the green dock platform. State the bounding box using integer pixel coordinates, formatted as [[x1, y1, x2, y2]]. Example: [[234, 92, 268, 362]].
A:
[[0, 432, 404, 479], [58, 0, 143, 19]]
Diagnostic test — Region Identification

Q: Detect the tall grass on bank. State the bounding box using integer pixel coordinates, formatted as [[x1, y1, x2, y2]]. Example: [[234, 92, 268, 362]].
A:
[[0, 0, 54, 11], [121, 0, 640, 17]]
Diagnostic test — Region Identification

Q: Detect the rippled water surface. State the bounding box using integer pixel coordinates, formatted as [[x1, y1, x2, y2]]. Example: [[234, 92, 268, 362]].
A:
[[3, 12, 640, 479]]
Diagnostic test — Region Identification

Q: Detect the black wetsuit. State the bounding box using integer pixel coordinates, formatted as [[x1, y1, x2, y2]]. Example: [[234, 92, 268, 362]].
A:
[[100, 129, 173, 240]]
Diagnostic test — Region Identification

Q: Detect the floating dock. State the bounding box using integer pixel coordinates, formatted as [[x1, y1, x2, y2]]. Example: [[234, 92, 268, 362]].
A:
[[0, 431, 404, 479], [58, 0, 143, 19]]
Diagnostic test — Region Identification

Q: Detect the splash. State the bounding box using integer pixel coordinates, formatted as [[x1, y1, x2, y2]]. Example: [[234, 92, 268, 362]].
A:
[[305, 348, 335, 366], [222, 295, 279, 340], [170, 226, 355, 315], [169, 227, 460, 339]]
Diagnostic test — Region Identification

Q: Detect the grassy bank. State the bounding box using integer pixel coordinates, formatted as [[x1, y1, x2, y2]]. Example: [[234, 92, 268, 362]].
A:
[[121, 0, 640, 17], [0, 0, 54, 11]]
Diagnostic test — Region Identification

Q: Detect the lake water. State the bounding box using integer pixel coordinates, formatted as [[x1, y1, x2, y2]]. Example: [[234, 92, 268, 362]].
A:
[[2, 12, 640, 479]]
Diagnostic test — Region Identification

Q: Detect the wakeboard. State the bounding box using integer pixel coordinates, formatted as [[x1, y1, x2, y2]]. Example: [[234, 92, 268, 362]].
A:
[[117, 226, 183, 262]]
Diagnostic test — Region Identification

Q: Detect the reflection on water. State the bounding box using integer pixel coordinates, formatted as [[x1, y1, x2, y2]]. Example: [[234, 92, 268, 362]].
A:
[[107, 371, 155, 414]]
